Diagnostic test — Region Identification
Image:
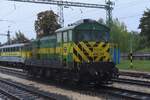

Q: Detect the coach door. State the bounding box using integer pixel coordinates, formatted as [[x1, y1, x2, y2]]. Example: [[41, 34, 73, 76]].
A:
[[62, 31, 69, 67]]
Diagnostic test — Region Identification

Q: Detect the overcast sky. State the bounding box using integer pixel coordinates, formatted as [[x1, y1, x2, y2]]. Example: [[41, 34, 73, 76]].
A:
[[0, 0, 149, 43]]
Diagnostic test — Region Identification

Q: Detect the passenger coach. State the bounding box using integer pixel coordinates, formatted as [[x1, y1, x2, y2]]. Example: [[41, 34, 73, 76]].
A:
[[0, 43, 31, 67]]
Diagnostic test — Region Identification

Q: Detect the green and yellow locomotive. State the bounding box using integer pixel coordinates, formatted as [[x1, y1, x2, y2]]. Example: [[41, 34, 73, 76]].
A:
[[25, 19, 118, 83], [0, 19, 118, 83]]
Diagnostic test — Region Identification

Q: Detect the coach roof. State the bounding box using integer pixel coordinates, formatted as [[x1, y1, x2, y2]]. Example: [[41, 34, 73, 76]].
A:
[[0, 43, 27, 49]]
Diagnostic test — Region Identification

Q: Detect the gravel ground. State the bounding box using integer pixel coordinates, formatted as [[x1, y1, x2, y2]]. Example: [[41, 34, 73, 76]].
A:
[[0, 73, 107, 100]]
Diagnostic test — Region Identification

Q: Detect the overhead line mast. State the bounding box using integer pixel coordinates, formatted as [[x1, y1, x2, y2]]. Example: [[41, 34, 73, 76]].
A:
[[8, 0, 114, 28]]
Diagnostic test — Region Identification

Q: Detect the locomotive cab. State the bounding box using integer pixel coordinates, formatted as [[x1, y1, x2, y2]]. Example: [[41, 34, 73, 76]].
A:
[[56, 19, 118, 83]]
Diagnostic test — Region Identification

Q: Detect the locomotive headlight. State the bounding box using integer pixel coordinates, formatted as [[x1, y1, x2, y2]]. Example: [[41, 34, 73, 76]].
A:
[[95, 71, 98, 75]]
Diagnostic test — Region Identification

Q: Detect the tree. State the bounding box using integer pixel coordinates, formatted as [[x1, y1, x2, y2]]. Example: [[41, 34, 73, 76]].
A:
[[110, 18, 130, 52], [129, 31, 141, 51], [98, 18, 105, 25], [98, 18, 142, 52], [139, 9, 150, 47], [35, 10, 61, 38], [11, 31, 30, 44]]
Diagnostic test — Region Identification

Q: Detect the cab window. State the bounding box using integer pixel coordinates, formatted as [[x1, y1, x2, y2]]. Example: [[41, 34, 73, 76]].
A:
[[57, 32, 62, 43], [68, 30, 72, 41], [76, 30, 108, 42], [63, 32, 68, 42]]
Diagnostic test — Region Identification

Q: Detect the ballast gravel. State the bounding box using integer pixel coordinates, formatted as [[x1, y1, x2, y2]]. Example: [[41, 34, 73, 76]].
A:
[[0, 73, 106, 100]]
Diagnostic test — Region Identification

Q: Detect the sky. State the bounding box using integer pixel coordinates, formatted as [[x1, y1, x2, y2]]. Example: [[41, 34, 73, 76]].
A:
[[0, 0, 149, 43]]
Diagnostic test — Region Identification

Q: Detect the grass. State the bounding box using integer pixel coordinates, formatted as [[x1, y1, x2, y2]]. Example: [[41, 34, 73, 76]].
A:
[[117, 60, 150, 72], [137, 48, 150, 52]]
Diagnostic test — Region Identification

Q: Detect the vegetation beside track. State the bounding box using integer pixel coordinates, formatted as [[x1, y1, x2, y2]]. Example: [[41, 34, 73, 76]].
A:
[[117, 60, 150, 72]]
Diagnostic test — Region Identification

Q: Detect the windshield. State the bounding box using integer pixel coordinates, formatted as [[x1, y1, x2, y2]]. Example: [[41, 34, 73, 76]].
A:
[[76, 30, 109, 42]]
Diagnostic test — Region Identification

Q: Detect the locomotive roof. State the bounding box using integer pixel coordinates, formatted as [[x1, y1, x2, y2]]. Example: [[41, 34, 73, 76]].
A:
[[39, 35, 56, 41], [56, 19, 109, 32], [0, 43, 27, 49], [55, 25, 75, 32]]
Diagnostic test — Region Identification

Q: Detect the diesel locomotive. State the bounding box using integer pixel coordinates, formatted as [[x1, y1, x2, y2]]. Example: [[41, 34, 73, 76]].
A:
[[0, 19, 118, 84]]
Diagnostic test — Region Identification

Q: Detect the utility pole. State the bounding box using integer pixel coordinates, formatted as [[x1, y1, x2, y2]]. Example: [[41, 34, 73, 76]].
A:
[[7, 30, 11, 45], [58, 4, 64, 27], [8, 0, 114, 28], [105, 0, 114, 28]]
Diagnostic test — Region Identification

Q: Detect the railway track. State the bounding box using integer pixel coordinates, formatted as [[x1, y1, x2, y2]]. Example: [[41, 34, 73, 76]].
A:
[[120, 71, 150, 79], [113, 78, 150, 87], [0, 66, 150, 100], [0, 77, 55, 100], [100, 85, 150, 100], [0, 66, 27, 77]]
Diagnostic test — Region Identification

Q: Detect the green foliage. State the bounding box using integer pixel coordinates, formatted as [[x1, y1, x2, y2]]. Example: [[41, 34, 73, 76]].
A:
[[130, 31, 141, 52], [11, 30, 30, 44], [139, 9, 150, 48], [97, 18, 142, 53], [35, 10, 61, 38], [110, 18, 130, 52]]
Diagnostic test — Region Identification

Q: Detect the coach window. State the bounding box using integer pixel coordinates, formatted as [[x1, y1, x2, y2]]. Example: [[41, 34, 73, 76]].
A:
[[8, 48, 10, 52], [20, 47, 23, 51], [12, 47, 14, 52], [13, 47, 15, 52], [18, 47, 20, 51], [15, 47, 17, 51], [68, 30, 72, 41], [7, 48, 9, 52], [63, 32, 68, 42], [4, 48, 6, 52], [8, 48, 9, 52], [10, 47, 12, 52]]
